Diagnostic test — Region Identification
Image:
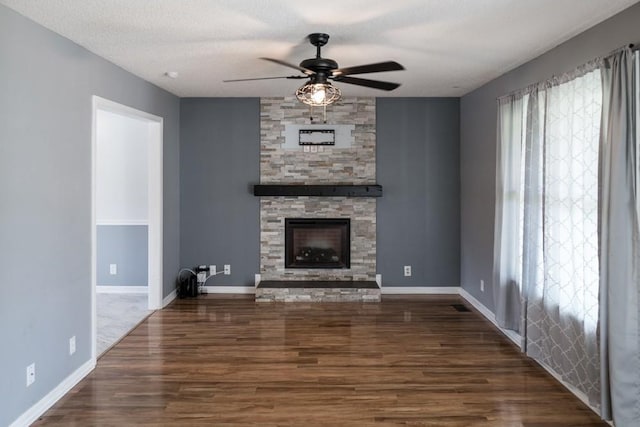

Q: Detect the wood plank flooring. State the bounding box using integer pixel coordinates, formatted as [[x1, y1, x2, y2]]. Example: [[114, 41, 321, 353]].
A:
[[34, 295, 607, 426]]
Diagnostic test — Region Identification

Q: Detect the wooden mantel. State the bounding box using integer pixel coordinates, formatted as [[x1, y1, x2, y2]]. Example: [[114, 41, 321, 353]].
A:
[[253, 184, 382, 197]]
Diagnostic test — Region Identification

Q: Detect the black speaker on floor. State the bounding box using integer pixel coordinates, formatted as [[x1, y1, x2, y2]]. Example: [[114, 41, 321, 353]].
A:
[[177, 271, 198, 298]]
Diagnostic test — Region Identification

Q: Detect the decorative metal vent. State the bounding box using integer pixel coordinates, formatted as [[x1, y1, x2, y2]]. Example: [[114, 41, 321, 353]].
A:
[[451, 304, 471, 312]]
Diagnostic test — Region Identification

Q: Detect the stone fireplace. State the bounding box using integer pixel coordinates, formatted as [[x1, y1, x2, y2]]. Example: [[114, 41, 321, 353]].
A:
[[257, 97, 378, 292]]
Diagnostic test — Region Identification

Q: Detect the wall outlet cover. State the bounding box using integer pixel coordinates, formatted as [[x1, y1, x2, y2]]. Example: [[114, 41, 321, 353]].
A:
[[69, 336, 76, 355], [26, 363, 35, 387], [403, 265, 412, 277]]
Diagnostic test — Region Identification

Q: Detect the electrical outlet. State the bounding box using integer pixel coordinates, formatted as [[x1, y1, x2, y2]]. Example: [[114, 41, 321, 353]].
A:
[[480, 280, 485, 292], [404, 265, 411, 277], [210, 265, 216, 275], [109, 264, 117, 275], [224, 264, 231, 275], [197, 272, 207, 283], [26, 363, 35, 387], [69, 336, 76, 355]]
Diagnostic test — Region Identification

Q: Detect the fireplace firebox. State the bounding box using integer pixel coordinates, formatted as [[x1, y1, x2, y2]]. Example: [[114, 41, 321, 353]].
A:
[[285, 218, 350, 269]]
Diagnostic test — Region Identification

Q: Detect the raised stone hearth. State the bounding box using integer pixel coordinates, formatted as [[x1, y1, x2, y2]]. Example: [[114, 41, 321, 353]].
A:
[[255, 281, 381, 302]]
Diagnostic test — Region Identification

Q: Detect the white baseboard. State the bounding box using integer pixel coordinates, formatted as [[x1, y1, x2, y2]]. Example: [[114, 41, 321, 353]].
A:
[[381, 286, 460, 295], [162, 289, 177, 307], [9, 358, 95, 427], [203, 286, 256, 294], [96, 220, 149, 226], [96, 286, 148, 294], [458, 288, 521, 347]]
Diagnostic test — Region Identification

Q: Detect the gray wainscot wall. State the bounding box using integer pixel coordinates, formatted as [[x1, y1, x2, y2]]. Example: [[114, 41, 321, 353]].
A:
[[97, 225, 148, 286]]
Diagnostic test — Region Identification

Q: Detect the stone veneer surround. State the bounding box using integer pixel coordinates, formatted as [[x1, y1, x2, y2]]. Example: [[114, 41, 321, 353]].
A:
[[259, 97, 377, 281], [256, 286, 381, 302]]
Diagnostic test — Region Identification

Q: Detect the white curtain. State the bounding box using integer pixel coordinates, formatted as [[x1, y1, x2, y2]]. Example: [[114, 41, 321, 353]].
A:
[[493, 94, 527, 332]]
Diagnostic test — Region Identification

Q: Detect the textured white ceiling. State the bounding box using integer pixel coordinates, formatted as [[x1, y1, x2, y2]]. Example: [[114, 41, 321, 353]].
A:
[[2, 0, 638, 97]]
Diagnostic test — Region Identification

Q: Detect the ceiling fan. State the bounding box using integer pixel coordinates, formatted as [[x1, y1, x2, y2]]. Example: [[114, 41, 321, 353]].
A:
[[224, 33, 405, 108]]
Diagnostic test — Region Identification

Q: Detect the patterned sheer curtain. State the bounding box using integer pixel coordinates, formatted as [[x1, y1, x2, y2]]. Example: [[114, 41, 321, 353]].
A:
[[494, 64, 603, 403], [523, 68, 602, 404]]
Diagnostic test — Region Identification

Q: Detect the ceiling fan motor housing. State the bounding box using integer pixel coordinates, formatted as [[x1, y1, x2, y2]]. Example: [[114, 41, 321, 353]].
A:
[[301, 33, 338, 83], [300, 57, 338, 83]]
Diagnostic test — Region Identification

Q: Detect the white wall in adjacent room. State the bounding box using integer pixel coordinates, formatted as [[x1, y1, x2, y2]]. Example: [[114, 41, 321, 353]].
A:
[[96, 109, 149, 223]]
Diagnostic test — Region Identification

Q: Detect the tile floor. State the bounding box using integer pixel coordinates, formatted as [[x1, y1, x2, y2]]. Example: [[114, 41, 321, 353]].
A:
[[96, 293, 153, 356]]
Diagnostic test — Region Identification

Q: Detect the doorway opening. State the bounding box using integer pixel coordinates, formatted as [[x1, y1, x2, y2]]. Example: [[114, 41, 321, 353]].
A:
[[91, 96, 163, 360]]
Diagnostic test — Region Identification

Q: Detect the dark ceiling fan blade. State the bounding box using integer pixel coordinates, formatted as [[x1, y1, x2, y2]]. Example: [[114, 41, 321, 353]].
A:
[[260, 57, 315, 75], [332, 61, 404, 76], [223, 75, 307, 82], [332, 76, 401, 91]]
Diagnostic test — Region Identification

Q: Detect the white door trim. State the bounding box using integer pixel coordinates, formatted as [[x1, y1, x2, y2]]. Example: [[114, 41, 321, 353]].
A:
[[91, 96, 163, 361]]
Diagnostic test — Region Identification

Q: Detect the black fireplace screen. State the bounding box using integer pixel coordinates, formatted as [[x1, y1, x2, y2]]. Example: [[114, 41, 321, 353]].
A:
[[285, 218, 350, 269]]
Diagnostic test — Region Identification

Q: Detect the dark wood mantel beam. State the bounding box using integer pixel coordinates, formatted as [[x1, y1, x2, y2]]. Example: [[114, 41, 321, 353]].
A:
[[253, 184, 382, 197]]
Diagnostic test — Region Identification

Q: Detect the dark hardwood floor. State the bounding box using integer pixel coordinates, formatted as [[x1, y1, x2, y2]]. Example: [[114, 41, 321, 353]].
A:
[[34, 295, 607, 426]]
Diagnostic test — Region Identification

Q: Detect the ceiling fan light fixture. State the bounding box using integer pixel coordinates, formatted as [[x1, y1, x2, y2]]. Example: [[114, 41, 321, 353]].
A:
[[296, 82, 341, 107]]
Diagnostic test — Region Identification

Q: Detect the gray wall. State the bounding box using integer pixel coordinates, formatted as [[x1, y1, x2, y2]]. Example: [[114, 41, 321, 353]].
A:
[[97, 225, 148, 286], [180, 97, 460, 288], [180, 98, 260, 287], [377, 98, 460, 286], [460, 2, 640, 309], [0, 5, 180, 426]]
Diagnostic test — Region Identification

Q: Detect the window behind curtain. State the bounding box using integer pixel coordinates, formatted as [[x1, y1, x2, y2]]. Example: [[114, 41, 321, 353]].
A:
[[533, 71, 601, 330], [497, 67, 603, 402]]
